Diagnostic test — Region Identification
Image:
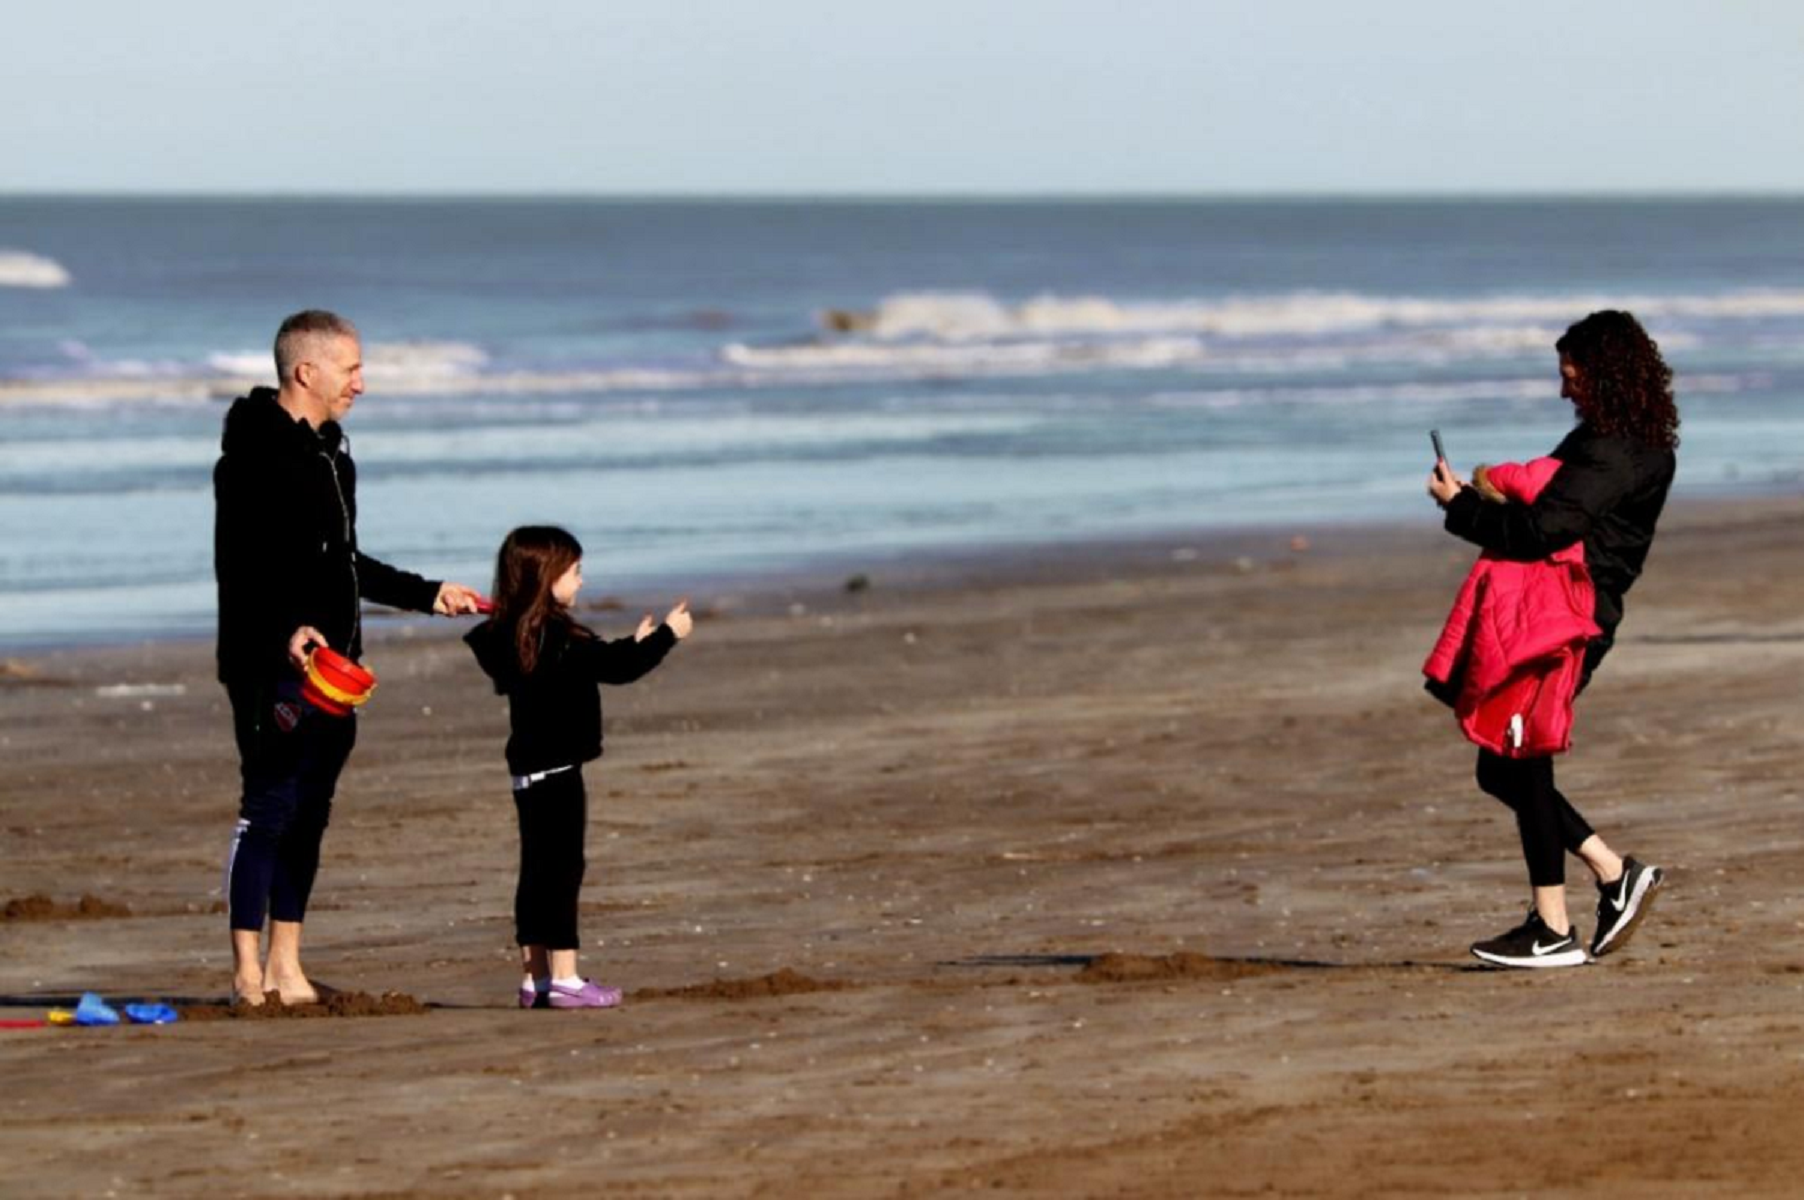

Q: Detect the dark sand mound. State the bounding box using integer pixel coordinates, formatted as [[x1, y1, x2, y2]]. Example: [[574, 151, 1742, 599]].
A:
[[634, 968, 851, 1001], [3, 894, 132, 922], [177, 991, 429, 1021]]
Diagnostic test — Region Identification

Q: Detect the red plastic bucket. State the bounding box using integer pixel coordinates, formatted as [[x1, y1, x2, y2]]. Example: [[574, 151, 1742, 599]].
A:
[[301, 647, 377, 717]]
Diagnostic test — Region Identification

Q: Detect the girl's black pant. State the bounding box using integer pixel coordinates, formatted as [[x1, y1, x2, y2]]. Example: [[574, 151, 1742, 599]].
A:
[[512, 769, 587, 950]]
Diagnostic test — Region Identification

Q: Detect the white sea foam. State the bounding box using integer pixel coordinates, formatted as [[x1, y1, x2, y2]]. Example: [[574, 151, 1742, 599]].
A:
[[1145, 369, 1751, 413], [366, 340, 489, 383], [843, 288, 1804, 343], [1146, 378, 1558, 411], [205, 351, 271, 378], [723, 335, 1211, 377], [0, 250, 71, 288], [205, 340, 488, 390], [722, 326, 1590, 379], [364, 411, 1043, 469], [0, 284, 1788, 409], [0, 363, 717, 408], [857, 293, 1014, 340]]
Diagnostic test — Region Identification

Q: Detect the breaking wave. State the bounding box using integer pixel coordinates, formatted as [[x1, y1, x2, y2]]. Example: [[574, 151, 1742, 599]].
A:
[[0, 250, 72, 288], [834, 288, 1804, 342], [205, 340, 490, 389], [0, 286, 1795, 407], [722, 335, 1211, 377], [1144, 371, 1753, 411]]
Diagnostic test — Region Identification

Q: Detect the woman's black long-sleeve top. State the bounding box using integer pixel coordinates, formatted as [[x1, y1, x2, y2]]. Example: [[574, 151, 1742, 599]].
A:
[[1442, 422, 1675, 641]]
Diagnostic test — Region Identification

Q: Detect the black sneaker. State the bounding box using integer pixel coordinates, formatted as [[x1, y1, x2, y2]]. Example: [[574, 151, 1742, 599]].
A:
[[1470, 910, 1589, 969], [1591, 857, 1664, 958]]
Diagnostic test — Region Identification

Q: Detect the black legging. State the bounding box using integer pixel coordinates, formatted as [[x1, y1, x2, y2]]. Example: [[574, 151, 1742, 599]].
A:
[[512, 769, 588, 950], [1475, 751, 1595, 888], [1473, 636, 1614, 890]]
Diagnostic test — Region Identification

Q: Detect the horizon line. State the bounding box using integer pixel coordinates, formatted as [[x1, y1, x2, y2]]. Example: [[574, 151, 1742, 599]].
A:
[[3, 187, 1803, 203]]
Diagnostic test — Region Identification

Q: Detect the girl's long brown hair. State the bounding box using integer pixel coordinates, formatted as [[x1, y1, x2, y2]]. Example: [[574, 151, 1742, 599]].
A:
[[1557, 310, 1680, 450], [489, 526, 592, 675]]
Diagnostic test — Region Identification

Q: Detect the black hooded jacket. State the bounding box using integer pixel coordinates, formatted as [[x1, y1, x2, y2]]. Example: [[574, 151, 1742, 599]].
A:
[[1443, 422, 1675, 642], [214, 387, 440, 682], [464, 617, 677, 776]]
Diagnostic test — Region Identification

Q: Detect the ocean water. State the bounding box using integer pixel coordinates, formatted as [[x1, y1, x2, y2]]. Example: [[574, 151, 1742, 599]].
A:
[[3, 198, 1802, 649]]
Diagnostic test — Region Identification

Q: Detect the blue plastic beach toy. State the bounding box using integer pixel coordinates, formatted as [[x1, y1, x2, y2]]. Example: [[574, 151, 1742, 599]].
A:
[[73, 993, 121, 1026], [123, 1003, 179, 1025]]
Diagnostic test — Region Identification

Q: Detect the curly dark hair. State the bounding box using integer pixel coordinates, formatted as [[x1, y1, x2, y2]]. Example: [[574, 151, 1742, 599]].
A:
[[1555, 310, 1679, 449]]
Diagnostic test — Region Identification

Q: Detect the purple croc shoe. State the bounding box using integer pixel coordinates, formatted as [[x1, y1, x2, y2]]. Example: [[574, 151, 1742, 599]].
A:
[[548, 979, 623, 1009]]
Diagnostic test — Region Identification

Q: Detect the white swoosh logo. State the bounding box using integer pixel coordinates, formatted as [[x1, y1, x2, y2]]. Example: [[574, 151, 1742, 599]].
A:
[[1610, 879, 1631, 912], [1533, 939, 1569, 955]]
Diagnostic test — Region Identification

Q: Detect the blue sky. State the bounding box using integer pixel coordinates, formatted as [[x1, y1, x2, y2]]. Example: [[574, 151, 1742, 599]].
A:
[[5, 1, 1801, 194]]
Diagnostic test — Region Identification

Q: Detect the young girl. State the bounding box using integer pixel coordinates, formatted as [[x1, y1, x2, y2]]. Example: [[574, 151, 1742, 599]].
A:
[[464, 526, 693, 1008]]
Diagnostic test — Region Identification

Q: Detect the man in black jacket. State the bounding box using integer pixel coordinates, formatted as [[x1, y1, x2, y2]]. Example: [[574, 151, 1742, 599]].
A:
[[215, 309, 481, 1006]]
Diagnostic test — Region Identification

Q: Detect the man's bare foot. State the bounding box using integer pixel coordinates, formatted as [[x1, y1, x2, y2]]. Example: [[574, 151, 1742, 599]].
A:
[[232, 979, 267, 1007], [266, 973, 332, 1005], [266, 979, 317, 1005]]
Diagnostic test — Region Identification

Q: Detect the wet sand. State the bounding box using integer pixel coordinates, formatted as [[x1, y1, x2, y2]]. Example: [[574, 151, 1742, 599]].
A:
[[3, 497, 1804, 1197]]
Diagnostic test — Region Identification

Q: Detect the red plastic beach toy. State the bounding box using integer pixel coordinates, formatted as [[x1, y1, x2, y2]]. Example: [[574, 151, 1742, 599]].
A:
[[301, 646, 377, 717]]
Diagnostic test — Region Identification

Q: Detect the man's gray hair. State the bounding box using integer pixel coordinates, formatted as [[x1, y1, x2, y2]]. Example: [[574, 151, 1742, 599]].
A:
[[273, 310, 359, 383]]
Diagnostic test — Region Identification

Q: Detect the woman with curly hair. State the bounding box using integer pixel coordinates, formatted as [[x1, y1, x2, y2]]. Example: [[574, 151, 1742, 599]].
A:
[[1427, 310, 1678, 968]]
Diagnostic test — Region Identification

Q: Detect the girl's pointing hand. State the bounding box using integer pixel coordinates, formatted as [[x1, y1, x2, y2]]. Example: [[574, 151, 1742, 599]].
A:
[[665, 598, 693, 640]]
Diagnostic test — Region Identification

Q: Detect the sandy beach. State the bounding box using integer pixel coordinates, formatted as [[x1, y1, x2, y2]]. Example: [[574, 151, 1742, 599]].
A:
[[4, 495, 1804, 1197]]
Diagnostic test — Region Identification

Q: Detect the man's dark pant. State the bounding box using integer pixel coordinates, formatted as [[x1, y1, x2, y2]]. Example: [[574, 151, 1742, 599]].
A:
[[224, 676, 356, 932]]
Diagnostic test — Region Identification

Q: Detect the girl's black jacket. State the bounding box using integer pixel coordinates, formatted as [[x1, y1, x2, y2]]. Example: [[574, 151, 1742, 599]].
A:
[[1442, 422, 1675, 647], [214, 388, 441, 683], [464, 617, 678, 776]]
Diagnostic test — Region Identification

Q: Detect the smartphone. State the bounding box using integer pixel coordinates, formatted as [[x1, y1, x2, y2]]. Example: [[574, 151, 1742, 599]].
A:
[[1429, 429, 1447, 463]]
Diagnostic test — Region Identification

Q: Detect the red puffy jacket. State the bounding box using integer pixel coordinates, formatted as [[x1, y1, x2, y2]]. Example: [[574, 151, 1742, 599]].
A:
[[1423, 458, 1600, 757]]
